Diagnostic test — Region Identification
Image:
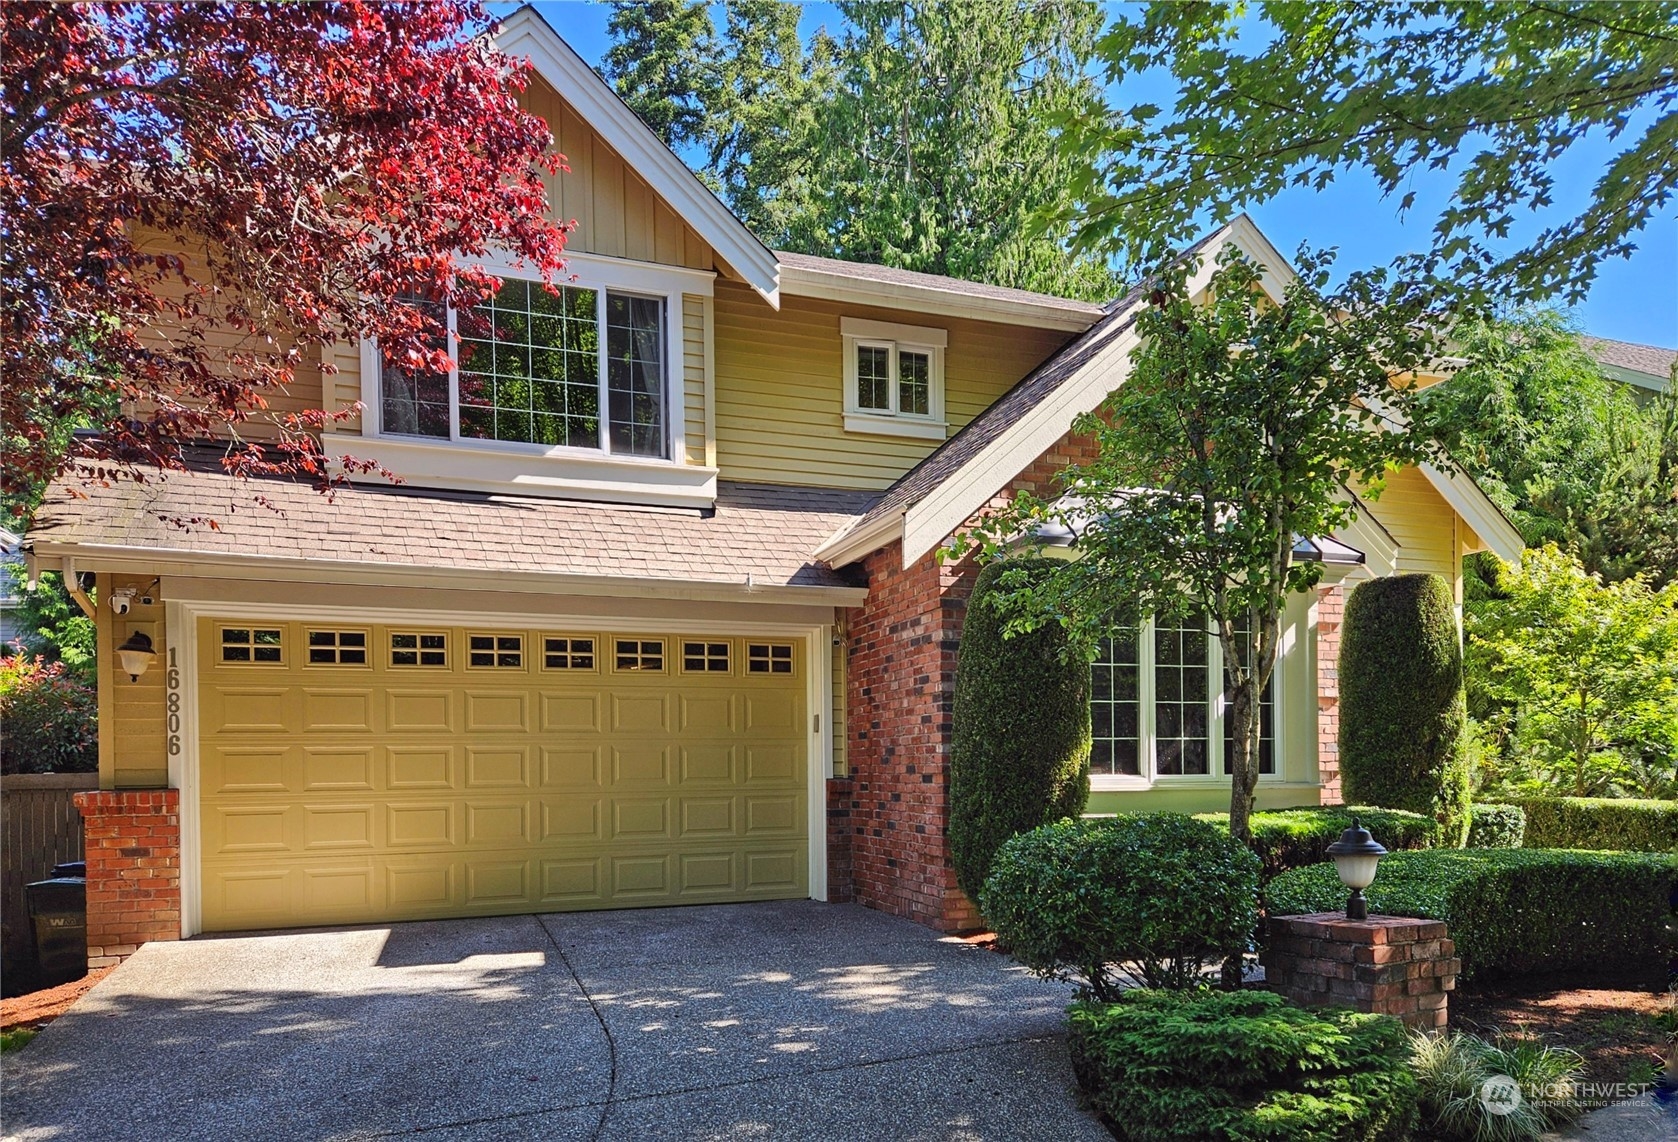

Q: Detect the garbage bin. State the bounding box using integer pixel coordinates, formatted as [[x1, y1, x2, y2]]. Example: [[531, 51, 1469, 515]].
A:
[[51, 861, 86, 879], [25, 877, 87, 987]]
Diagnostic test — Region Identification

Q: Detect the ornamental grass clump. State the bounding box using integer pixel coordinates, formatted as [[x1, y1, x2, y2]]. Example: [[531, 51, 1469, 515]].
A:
[[1410, 1030, 1585, 1142]]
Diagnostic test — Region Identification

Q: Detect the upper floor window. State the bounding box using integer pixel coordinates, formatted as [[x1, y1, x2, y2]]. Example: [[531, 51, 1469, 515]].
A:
[[840, 317, 946, 440], [379, 278, 668, 460], [1090, 613, 1275, 786]]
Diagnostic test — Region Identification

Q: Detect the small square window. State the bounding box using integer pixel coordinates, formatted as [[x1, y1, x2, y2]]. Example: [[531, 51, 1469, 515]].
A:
[[305, 629, 368, 666], [469, 633, 523, 668], [544, 636, 596, 670], [391, 632, 447, 668], [747, 642, 794, 674], [682, 641, 730, 673], [221, 626, 283, 664], [615, 638, 664, 672]]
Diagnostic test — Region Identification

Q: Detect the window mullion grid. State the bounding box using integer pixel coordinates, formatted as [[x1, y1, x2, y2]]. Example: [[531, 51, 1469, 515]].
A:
[[1140, 616, 1157, 783], [447, 301, 461, 443], [1209, 620, 1226, 777], [597, 289, 612, 457]]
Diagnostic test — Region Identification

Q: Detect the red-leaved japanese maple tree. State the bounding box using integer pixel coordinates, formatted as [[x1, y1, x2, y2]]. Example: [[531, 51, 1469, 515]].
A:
[[1, 1, 571, 519]]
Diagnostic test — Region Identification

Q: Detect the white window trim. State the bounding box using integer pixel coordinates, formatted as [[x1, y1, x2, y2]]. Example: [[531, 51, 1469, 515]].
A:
[[840, 316, 947, 440], [1089, 616, 1283, 792], [356, 253, 697, 468]]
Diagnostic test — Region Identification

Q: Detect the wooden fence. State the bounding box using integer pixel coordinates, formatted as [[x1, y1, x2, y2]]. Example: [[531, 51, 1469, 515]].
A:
[[2, 773, 97, 991]]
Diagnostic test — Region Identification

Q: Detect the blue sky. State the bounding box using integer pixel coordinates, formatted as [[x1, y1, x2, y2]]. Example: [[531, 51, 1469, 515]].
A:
[[525, 1, 1676, 348]]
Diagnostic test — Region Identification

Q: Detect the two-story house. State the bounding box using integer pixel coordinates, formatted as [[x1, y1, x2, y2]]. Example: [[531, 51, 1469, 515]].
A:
[[26, 8, 1522, 963]]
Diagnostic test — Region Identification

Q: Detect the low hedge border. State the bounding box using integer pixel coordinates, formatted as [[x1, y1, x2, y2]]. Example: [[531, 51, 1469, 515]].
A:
[[1068, 989, 1417, 1142], [1514, 797, 1678, 852], [1266, 848, 1678, 981], [1465, 803, 1525, 849], [1194, 805, 1440, 880]]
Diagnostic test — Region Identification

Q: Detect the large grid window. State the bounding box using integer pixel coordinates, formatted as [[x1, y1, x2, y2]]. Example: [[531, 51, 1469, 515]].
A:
[[379, 278, 667, 459], [1090, 616, 1276, 783]]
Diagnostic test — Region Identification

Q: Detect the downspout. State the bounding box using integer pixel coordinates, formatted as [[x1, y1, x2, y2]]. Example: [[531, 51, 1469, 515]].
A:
[[60, 556, 97, 618]]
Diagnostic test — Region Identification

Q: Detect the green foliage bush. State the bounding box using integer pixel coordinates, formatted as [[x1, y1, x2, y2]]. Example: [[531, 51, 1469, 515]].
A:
[[1339, 574, 1472, 845], [981, 814, 1258, 995], [1067, 989, 1418, 1142], [949, 559, 1090, 902], [0, 654, 97, 774], [1410, 1029, 1586, 1142], [1196, 805, 1439, 880], [1466, 803, 1526, 849], [1515, 796, 1678, 852], [1267, 848, 1677, 981]]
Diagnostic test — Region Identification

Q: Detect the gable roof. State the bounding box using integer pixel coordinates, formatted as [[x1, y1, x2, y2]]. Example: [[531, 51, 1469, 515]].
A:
[[495, 7, 781, 307], [817, 215, 1525, 569]]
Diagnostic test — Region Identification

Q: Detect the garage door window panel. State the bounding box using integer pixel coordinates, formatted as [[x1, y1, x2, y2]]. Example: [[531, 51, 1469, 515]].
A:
[[543, 636, 597, 671], [615, 639, 665, 673], [682, 641, 731, 674], [221, 627, 284, 665], [391, 632, 448, 668], [747, 643, 794, 675], [468, 634, 525, 670], [306, 629, 369, 666]]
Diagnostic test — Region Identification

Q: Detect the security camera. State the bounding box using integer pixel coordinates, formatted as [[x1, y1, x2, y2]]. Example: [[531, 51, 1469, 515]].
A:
[[110, 587, 137, 615]]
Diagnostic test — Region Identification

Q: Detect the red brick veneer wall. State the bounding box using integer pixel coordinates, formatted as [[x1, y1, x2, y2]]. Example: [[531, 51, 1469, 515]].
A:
[[832, 434, 1100, 931], [73, 790, 181, 967], [1315, 584, 1345, 805]]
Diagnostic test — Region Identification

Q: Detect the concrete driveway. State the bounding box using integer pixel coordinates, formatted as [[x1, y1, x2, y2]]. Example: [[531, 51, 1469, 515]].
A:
[[1, 901, 1107, 1141]]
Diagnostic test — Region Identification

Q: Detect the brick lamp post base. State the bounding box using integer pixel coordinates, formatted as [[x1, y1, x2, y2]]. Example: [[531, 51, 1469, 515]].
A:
[[1261, 913, 1461, 1030]]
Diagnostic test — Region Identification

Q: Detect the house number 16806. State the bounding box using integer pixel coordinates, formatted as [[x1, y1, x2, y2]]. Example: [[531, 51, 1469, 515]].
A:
[[166, 646, 182, 757]]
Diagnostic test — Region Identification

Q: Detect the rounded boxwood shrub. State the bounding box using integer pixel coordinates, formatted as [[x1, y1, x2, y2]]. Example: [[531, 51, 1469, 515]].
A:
[[981, 814, 1259, 996], [1068, 989, 1418, 1142], [1266, 848, 1678, 981], [948, 559, 1090, 903], [1514, 796, 1678, 852], [1339, 574, 1471, 846], [1465, 803, 1526, 849], [1196, 805, 1440, 880]]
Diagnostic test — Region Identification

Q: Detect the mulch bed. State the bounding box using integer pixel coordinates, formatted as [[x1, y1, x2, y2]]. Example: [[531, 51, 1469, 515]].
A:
[[1449, 975, 1672, 1089], [0, 968, 113, 1033]]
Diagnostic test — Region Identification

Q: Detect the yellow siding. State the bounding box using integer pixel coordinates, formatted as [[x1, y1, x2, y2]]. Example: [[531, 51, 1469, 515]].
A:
[[97, 574, 169, 790], [831, 636, 847, 778], [712, 281, 1075, 489], [1364, 467, 1461, 581], [522, 76, 713, 270], [682, 294, 708, 466]]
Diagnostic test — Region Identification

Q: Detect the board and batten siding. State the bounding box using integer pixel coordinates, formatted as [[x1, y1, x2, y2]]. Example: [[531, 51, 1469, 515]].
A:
[[96, 573, 170, 790], [712, 281, 1076, 489]]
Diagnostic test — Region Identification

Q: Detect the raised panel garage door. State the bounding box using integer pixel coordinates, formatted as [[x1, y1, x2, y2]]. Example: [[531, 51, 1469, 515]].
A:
[[197, 619, 808, 931]]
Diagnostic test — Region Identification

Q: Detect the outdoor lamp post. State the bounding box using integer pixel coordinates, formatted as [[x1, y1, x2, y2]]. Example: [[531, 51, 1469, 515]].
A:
[[116, 631, 157, 681], [1324, 817, 1387, 921]]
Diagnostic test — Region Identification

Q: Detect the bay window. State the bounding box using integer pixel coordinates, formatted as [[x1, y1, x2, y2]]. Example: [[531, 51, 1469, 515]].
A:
[[1090, 614, 1276, 785], [378, 277, 669, 460]]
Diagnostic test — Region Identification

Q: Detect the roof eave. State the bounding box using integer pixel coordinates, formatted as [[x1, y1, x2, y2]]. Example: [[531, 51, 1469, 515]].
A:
[[776, 264, 1103, 332]]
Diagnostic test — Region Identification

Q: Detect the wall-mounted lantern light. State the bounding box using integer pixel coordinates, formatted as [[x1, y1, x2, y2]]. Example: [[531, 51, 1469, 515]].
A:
[[116, 631, 157, 681], [1325, 817, 1387, 921]]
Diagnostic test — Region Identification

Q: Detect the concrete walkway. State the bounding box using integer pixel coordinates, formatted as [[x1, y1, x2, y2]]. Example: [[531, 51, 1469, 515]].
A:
[[0, 901, 1107, 1141]]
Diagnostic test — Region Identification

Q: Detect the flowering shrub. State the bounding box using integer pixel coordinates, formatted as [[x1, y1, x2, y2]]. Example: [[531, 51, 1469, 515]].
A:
[[0, 655, 97, 774]]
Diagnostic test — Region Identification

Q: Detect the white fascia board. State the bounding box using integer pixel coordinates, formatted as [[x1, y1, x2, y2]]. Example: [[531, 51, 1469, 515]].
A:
[[901, 314, 1146, 567], [812, 511, 905, 569], [31, 542, 870, 607], [1333, 494, 1401, 579], [493, 8, 781, 308], [1183, 216, 1294, 304], [1418, 461, 1526, 563], [778, 264, 1102, 333]]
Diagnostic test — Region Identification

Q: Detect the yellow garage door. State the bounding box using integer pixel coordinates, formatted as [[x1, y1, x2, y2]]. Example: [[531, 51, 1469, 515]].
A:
[[197, 619, 808, 931]]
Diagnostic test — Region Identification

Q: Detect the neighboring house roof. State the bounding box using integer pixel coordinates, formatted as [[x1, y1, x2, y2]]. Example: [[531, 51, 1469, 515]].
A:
[[817, 215, 1526, 569], [1582, 335, 1675, 392], [28, 455, 875, 605], [774, 251, 1105, 333], [495, 7, 782, 308]]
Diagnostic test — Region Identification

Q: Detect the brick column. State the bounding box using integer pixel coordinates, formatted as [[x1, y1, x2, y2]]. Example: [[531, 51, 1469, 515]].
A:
[[72, 790, 181, 967], [826, 776, 855, 903], [1315, 585, 1345, 805], [1261, 913, 1460, 1029]]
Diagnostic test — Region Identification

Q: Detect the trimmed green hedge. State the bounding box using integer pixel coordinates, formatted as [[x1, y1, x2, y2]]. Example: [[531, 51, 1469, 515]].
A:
[[1466, 803, 1526, 849], [949, 559, 1091, 902], [1267, 848, 1678, 981], [982, 815, 1258, 995], [1196, 805, 1439, 880], [1339, 574, 1471, 846], [1068, 990, 1417, 1142], [1514, 797, 1678, 852]]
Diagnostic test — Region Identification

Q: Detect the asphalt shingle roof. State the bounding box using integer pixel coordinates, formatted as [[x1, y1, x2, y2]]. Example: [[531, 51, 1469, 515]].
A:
[[29, 454, 877, 590], [1582, 335, 1677, 379]]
